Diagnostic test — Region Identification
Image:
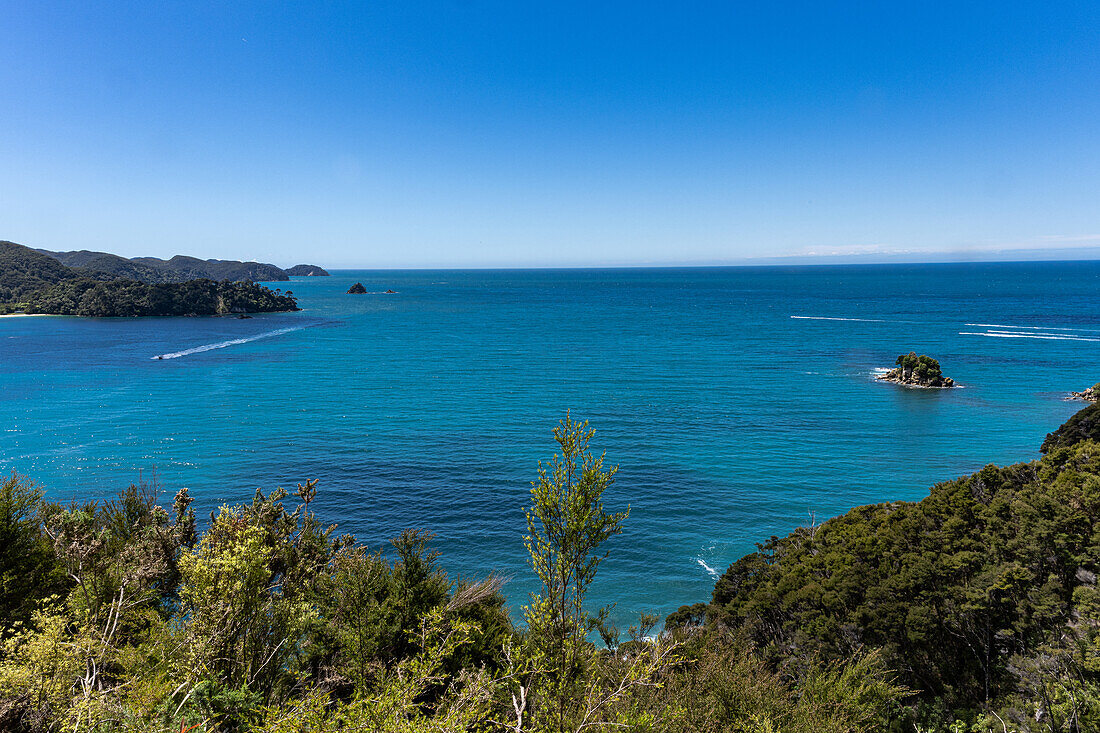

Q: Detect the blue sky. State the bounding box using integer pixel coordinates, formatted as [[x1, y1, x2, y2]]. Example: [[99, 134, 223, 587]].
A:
[[2, 2, 1098, 267]]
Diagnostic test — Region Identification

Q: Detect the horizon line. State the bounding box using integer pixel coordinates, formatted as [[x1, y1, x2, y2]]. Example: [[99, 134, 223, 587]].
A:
[[316, 245, 1100, 271]]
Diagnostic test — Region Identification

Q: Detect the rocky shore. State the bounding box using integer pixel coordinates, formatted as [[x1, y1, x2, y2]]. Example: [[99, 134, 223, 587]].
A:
[[877, 352, 955, 388], [1069, 383, 1100, 401]]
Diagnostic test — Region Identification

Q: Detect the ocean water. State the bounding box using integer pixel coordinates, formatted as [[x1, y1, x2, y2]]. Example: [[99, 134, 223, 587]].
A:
[[3, 262, 1099, 625]]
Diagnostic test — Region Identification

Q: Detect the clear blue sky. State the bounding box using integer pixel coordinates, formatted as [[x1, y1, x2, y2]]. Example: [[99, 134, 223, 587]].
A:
[[3, 2, 1099, 267]]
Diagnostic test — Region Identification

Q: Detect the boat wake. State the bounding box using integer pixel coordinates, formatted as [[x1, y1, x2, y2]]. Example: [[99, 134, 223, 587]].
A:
[[790, 315, 884, 322], [964, 323, 1100, 333], [151, 326, 306, 360], [959, 330, 1100, 343]]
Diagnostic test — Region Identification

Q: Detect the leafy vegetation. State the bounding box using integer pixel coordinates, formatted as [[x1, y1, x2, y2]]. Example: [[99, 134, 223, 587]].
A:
[[22, 277, 298, 317], [7, 408, 1099, 730], [0, 241, 76, 303], [1043, 401, 1100, 453], [43, 250, 290, 283], [0, 417, 912, 732], [705, 401, 1100, 731], [894, 352, 943, 380], [34, 250, 182, 284]]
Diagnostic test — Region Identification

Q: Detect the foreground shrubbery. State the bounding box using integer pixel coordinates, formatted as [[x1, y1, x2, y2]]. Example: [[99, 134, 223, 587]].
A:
[[0, 417, 908, 732], [12, 404, 1100, 731], [700, 402, 1100, 731]]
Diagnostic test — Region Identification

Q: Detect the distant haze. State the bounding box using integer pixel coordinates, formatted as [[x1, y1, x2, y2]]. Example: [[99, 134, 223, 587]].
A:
[[2, 2, 1099, 268]]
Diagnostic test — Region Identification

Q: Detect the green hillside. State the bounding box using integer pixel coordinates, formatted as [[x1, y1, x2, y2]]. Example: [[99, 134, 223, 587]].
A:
[[287, 263, 330, 276], [0, 241, 78, 303], [1, 241, 298, 315], [38, 249, 179, 283], [130, 254, 289, 282], [42, 249, 290, 283]]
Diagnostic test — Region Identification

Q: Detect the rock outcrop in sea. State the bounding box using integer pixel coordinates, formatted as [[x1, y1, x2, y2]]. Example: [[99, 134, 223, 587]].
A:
[[877, 352, 955, 388], [1069, 383, 1100, 402], [347, 282, 368, 294]]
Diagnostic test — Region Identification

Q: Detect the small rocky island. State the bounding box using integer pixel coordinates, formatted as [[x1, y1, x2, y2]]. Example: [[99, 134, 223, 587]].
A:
[[1069, 382, 1100, 402], [347, 282, 368, 294], [877, 352, 955, 388]]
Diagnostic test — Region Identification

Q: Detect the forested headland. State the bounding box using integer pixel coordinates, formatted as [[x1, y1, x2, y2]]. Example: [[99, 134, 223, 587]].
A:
[[2, 408, 1099, 732], [0, 241, 299, 316], [23, 278, 298, 317]]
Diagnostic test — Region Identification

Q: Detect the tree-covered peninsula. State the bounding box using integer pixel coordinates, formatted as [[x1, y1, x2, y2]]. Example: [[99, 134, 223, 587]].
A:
[[23, 277, 298, 317], [2, 408, 1099, 731], [0, 241, 299, 316]]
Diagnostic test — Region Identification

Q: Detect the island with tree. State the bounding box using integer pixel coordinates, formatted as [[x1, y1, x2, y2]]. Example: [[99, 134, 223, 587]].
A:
[[877, 351, 955, 388]]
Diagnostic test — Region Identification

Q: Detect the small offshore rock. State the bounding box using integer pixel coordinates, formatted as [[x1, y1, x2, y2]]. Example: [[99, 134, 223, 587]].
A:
[[347, 283, 368, 294], [877, 352, 956, 388]]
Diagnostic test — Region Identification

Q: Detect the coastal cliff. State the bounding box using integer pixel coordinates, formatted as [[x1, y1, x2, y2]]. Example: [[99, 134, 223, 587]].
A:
[[877, 351, 955, 387]]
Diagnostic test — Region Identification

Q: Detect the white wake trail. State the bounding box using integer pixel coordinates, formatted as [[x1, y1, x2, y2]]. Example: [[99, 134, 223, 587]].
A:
[[965, 323, 1100, 333], [959, 331, 1100, 343], [152, 326, 305, 360], [790, 315, 885, 322]]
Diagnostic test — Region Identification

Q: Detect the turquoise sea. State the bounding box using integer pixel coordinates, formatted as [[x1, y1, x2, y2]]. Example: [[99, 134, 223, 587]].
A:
[[3, 262, 1099, 624]]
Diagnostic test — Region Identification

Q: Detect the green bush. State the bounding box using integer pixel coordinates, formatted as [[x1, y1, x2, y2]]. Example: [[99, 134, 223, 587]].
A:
[[895, 351, 943, 379]]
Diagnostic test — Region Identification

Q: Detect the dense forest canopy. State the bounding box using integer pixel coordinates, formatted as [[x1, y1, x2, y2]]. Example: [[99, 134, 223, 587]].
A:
[[42, 249, 290, 283], [23, 278, 299, 317], [34, 250, 180, 284], [0, 241, 76, 302], [700, 401, 1100, 730], [895, 352, 943, 379]]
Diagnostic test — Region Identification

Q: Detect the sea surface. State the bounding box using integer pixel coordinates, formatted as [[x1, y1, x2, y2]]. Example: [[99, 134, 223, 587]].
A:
[[3, 262, 1099, 625]]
